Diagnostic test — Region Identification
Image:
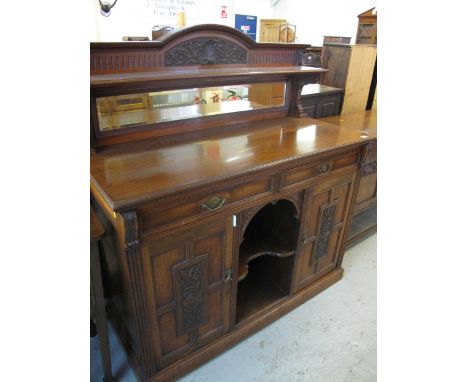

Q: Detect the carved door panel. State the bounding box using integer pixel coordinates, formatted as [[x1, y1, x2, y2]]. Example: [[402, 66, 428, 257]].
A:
[[354, 171, 377, 213], [354, 141, 377, 214], [292, 173, 355, 293], [141, 217, 233, 368]]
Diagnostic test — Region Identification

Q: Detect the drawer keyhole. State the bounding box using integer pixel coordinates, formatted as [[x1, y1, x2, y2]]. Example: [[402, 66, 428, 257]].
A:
[[318, 163, 332, 174]]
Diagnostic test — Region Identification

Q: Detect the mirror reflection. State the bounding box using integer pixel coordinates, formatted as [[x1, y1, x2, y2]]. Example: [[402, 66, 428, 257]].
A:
[[96, 82, 286, 132]]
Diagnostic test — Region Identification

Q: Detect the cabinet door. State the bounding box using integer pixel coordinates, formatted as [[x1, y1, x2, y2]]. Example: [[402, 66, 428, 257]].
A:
[[354, 141, 377, 214], [292, 172, 355, 293], [316, 95, 342, 118], [141, 217, 233, 368], [354, 171, 377, 213]]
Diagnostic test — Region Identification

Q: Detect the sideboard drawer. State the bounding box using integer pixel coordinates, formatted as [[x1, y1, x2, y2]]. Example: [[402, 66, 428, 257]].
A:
[[280, 151, 359, 191], [140, 175, 275, 234]]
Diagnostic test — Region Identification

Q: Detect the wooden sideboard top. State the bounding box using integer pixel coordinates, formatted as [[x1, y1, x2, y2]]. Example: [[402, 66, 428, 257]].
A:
[[320, 109, 377, 130], [91, 65, 327, 87], [91, 111, 376, 211]]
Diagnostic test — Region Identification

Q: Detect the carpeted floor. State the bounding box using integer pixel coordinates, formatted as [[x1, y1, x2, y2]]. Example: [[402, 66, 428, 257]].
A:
[[91, 233, 376, 382]]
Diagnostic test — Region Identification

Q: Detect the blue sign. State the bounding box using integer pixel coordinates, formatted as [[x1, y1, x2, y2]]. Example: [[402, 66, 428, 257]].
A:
[[235, 14, 257, 41]]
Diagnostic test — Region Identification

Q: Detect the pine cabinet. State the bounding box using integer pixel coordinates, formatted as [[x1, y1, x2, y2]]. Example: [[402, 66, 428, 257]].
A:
[[356, 8, 377, 45], [259, 19, 286, 42], [321, 43, 377, 115]]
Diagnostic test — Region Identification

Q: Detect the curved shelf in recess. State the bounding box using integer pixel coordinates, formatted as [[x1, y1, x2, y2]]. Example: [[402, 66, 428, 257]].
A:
[[238, 237, 296, 282]]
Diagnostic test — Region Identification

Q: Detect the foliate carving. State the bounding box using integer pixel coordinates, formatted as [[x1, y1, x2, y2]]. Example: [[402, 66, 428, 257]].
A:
[[313, 201, 338, 262], [359, 143, 373, 168], [122, 211, 139, 249], [173, 255, 208, 336], [360, 161, 377, 176], [165, 38, 247, 66]]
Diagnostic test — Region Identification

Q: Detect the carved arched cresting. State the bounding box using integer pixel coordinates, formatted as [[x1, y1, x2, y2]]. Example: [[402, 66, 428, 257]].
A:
[[165, 38, 248, 66], [90, 24, 310, 74]]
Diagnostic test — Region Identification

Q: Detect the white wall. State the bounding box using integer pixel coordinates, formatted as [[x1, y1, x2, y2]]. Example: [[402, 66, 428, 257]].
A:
[[92, 0, 376, 45], [272, 0, 376, 45], [92, 0, 273, 42]]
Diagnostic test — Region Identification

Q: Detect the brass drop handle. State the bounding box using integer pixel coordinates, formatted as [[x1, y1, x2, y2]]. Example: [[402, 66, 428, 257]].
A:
[[318, 163, 332, 174], [201, 195, 226, 211]]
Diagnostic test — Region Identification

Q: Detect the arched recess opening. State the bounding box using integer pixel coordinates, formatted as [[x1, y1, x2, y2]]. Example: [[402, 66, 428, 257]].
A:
[[236, 199, 299, 323]]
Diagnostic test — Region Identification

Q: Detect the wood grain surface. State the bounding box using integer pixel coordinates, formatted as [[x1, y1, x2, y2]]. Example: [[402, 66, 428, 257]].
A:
[[91, 112, 377, 211]]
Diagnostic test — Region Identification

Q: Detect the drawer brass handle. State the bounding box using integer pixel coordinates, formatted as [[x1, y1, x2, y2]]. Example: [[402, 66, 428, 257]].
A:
[[201, 195, 226, 211], [318, 163, 332, 174]]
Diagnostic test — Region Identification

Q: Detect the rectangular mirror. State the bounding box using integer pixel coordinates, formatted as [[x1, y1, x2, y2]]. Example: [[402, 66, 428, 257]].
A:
[[96, 82, 286, 132]]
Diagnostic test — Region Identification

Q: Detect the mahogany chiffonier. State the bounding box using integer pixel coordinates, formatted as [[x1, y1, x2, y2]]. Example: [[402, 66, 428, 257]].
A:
[[90, 24, 377, 382]]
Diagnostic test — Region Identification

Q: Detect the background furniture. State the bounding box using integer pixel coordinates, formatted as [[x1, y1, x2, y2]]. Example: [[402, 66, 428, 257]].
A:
[[301, 52, 322, 67], [122, 36, 150, 41], [356, 8, 377, 45], [90, 25, 376, 382], [305, 46, 322, 56], [321, 43, 377, 115], [367, 59, 377, 110], [301, 84, 343, 118], [320, 111, 377, 246], [259, 19, 286, 42], [152, 25, 174, 41], [323, 36, 351, 44], [90, 207, 113, 382], [279, 23, 296, 43], [300, 51, 343, 119]]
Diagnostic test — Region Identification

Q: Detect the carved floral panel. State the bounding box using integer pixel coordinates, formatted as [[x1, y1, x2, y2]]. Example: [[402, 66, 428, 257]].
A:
[[173, 255, 209, 336], [313, 201, 338, 262], [165, 38, 247, 66]]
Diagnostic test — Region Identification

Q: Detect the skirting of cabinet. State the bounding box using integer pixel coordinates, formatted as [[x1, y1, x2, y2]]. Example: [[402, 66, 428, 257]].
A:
[[110, 266, 344, 382]]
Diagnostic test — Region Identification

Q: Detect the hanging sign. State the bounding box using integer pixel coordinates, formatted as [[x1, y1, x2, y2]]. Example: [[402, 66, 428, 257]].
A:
[[140, 0, 199, 19], [221, 5, 228, 18], [235, 14, 257, 41]]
